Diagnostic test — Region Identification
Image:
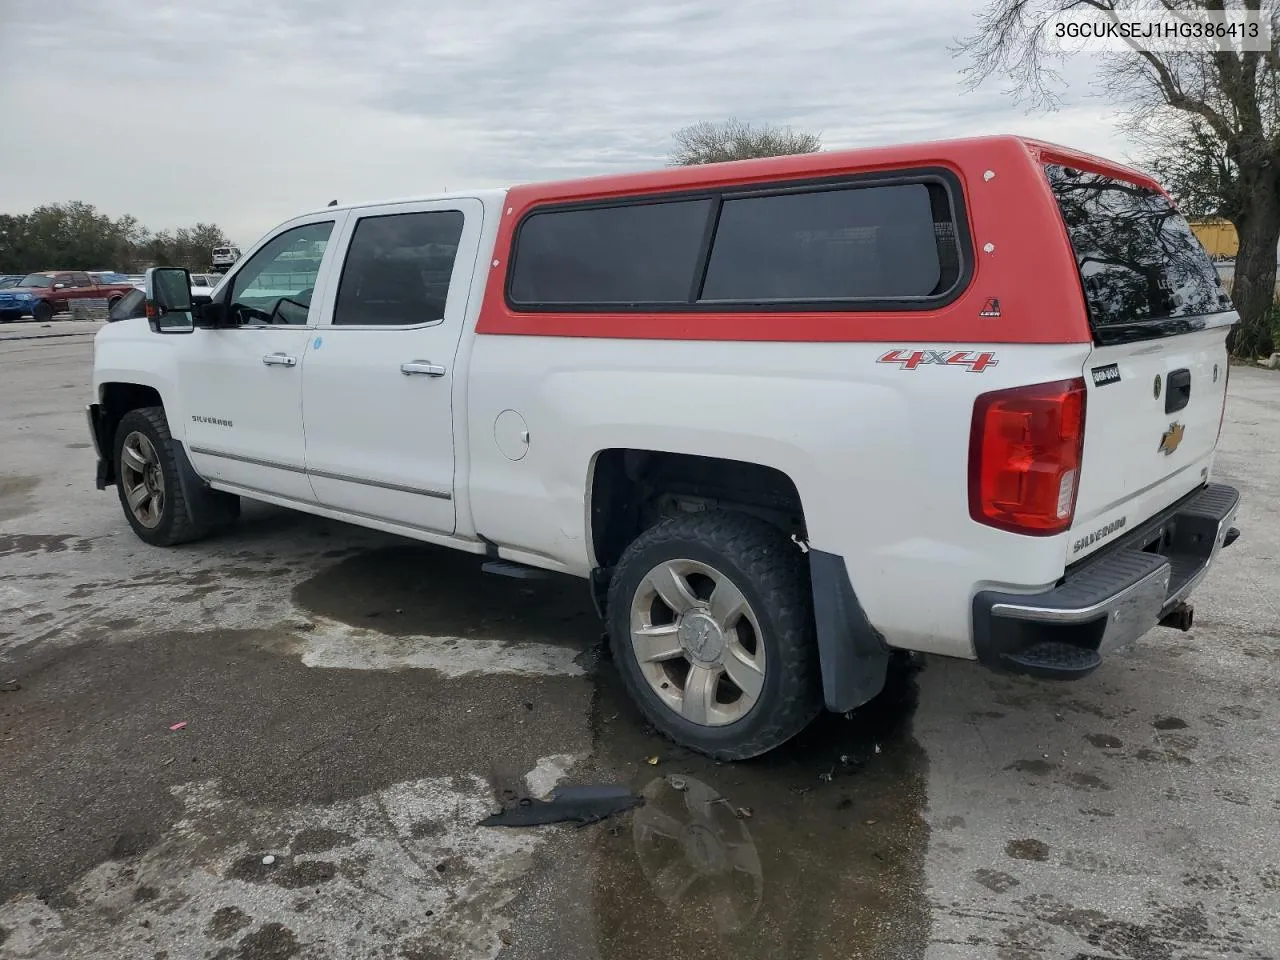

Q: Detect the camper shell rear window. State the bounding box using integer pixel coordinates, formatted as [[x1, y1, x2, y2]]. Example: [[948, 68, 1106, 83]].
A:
[[1045, 163, 1234, 344]]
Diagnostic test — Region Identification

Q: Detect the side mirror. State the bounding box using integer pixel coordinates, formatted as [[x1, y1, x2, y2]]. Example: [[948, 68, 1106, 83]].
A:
[[146, 267, 194, 334], [53, 282, 67, 289]]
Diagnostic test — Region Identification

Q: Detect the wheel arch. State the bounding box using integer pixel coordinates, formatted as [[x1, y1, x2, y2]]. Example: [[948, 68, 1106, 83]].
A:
[[587, 447, 890, 716], [94, 382, 167, 487], [586, 448, 808, 572]]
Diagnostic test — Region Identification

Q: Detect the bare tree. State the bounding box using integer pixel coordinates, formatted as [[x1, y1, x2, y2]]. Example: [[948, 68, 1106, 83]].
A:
[[958, 0, 1280, 356], [669, 118, 821, 166]]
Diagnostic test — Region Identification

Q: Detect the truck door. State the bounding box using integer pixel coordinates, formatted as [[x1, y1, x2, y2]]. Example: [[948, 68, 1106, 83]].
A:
[[300, 198, 484, 534], [178, 214, 345, 503]]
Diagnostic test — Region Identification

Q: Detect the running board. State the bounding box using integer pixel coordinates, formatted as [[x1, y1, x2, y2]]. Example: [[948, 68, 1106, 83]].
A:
[[482, 560, 549, 580]]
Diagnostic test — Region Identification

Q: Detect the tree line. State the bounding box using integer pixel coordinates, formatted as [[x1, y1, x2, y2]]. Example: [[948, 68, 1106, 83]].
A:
[[0, 202, 232, 275]]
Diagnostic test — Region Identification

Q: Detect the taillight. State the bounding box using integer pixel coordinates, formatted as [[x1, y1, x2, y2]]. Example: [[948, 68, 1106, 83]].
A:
[[969, 378, 1087, 536], [1217, 362, 1230, 444]]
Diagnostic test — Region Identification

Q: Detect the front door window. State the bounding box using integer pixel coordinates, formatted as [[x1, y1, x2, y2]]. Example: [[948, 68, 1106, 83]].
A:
[[229, 221, 334, 326]]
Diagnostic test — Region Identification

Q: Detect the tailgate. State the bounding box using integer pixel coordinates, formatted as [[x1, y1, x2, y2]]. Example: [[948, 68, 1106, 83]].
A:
[[1043, 163, 1235, 562]]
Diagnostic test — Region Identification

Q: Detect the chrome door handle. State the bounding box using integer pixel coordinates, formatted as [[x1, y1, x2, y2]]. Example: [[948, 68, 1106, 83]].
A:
[[401, 361, 446, 377], [262, 353, 297, 367]]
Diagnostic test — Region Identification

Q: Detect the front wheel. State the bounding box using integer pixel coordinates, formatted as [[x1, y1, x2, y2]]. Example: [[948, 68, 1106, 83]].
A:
[[607, 512, 822, 760], [113, 406, 238, 546], [32, 301, 53, 323]]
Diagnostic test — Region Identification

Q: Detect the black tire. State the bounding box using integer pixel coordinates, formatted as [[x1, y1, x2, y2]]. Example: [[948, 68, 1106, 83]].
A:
[[607, 512, 823, 761], [0, 311, 17, 323], [113, 406, 239, 546], [32, 300, 53, 323], [107, 295, 122, 310]]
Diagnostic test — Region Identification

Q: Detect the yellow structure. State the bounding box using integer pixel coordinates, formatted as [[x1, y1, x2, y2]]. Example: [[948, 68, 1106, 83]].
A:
[[1190, 218, 1238, 258]]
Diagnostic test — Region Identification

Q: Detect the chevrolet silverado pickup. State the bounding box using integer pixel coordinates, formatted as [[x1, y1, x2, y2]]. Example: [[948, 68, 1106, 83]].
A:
[[86, 136, 1241, 759]]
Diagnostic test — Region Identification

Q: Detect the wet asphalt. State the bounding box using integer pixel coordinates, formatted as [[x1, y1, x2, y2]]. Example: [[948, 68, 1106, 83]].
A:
[[0, 322, 1277, 959]]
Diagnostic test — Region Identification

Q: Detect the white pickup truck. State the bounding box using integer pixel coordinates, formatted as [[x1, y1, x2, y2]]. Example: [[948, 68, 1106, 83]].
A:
[[88, 136, 1241, 759]]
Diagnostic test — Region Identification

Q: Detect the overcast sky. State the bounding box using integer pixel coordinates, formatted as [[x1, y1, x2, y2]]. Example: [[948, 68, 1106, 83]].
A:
[[0, 0, 1125, 246]]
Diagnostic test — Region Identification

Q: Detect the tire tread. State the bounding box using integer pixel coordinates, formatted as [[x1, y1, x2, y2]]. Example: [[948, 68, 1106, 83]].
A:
[[115, 406, 213, 546], [607, 511, 822, 760]]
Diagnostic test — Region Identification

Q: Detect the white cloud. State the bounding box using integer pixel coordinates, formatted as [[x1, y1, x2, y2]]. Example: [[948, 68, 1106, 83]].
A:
[[0, 0, 1132, 246]]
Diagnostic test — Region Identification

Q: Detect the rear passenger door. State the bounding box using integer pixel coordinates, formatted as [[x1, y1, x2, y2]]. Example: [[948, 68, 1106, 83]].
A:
[[301, 199, 484, 534]]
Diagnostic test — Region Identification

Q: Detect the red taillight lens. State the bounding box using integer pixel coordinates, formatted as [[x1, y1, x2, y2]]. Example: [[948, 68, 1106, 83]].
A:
[[969, 378, 1087, 536]]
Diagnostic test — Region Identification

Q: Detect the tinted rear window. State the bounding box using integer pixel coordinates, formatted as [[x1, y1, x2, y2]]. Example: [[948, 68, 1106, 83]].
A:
[[509, 200, 712, 305], [507, 176, 965, 310], [1045, 164, 1232, 341], [701, 183, 954, 302]]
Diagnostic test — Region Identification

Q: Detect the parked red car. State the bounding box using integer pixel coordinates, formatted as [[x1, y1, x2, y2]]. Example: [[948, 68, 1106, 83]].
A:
[[0, 271, 137, 323]]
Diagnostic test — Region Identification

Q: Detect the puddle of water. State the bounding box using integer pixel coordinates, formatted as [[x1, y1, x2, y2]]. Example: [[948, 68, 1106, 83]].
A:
[[582, 654, 929, 960], [294, 545, 931, 958], [292, 545, 599, 651]]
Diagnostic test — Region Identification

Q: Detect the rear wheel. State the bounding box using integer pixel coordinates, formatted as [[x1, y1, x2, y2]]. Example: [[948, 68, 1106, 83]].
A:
[[32, 301, 53, 323], [607, 512, 822, 760]]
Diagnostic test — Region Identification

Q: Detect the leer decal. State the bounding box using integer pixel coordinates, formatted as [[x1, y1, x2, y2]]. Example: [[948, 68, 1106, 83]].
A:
[[1091, 363, 1121, 387], [978, 297, 1001, 318], [877, 349, 999, 373]]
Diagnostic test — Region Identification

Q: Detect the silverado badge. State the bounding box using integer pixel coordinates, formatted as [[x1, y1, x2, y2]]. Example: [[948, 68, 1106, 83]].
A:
[[1158, 421, 1185, 456]]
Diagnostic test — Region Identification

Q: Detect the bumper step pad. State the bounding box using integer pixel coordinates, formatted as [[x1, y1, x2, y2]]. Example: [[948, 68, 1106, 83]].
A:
[[1003, 641, 1103, 679]]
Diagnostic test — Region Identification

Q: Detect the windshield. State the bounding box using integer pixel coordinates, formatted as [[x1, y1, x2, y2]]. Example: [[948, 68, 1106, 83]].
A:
[[1045, 164, 1233, 343], [107, 288, 146, 321], [18, 274, 53, 288]]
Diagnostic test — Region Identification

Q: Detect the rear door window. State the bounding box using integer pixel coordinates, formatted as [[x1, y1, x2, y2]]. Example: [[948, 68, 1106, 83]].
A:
[[1045, 164, 1233, 343], [333, 210, 465, 326]]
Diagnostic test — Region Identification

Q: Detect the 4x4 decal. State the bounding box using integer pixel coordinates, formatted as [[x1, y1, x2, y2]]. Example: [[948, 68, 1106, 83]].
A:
[[877, 349, 998, 373]]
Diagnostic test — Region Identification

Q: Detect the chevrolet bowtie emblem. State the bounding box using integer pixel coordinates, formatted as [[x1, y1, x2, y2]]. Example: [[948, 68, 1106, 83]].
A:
[[1158, 421, 1185, 456]]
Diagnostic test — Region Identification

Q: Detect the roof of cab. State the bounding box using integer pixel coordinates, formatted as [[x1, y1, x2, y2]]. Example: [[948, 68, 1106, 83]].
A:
[[303, 188, 510, 218]]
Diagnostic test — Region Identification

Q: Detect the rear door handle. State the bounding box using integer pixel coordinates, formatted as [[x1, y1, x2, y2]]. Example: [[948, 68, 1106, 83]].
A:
[[262, 353, 297, 367], [401, 361, 446, 377]]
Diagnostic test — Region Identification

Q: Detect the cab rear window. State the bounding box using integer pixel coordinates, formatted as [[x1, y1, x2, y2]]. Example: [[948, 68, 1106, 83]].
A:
[[1045, 164, 1233, 343]]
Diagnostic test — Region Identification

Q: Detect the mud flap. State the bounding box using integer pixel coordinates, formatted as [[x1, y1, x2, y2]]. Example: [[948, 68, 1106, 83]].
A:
[[808, 549, 890, 713], [172, 440, 240, 530]]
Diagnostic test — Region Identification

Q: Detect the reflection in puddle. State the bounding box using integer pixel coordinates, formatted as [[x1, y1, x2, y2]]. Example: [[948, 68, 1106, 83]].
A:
[[589, 656, 929, 960], [633, 775, 764, 935]]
